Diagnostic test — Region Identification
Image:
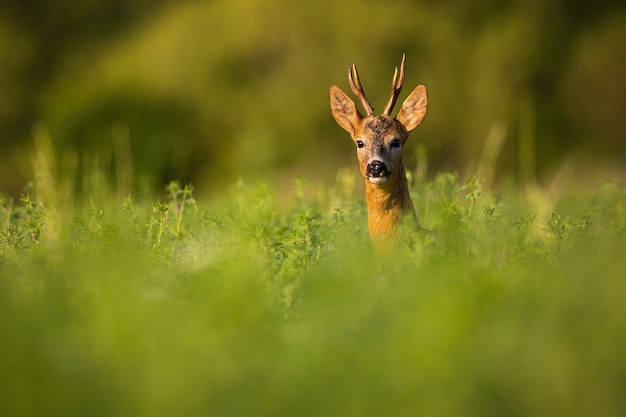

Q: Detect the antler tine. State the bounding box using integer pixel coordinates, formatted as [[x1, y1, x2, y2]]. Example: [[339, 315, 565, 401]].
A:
[[382, 54, 406, 116], [348, 63, 375, 117]]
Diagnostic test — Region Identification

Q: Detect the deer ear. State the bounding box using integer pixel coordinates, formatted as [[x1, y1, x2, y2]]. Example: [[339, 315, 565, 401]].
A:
[[330, 86, 362, 136], [396, 85, 427, 132]]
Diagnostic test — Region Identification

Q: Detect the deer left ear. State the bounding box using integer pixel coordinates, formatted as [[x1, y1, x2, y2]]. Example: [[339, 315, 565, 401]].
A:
[[330, 86, 363, 136], [396, 85, 428, 132]]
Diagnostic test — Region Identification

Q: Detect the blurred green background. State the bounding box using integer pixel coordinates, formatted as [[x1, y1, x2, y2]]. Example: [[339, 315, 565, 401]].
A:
[[1, 0, 625, 195]]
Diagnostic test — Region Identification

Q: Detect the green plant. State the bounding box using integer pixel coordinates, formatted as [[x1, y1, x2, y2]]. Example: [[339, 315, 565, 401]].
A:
[[1, 168, 625, 417]]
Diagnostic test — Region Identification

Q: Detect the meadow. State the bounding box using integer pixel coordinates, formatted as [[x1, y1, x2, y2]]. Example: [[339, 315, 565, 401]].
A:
[[1, 150, 625, 417]]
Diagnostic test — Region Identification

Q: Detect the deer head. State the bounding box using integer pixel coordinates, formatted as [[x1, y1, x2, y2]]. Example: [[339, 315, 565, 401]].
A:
[[329, 54, 428, 188]]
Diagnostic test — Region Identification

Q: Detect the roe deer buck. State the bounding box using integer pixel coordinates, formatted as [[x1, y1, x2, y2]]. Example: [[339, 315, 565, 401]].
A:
[[330, 54, 428, 240]]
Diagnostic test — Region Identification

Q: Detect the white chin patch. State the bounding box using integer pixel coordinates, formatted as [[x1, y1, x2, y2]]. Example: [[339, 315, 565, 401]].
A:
[[368, 176, 387, 185]]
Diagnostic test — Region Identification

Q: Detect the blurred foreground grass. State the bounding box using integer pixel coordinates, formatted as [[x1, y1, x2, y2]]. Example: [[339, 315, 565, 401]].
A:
[[1, 157, 625, 416]]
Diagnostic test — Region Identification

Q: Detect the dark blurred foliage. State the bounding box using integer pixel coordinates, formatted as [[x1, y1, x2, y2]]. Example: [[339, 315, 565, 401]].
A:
[[0, 0, 175, 192], [1, 0, 625, 196], [0, 0, 164, 131]]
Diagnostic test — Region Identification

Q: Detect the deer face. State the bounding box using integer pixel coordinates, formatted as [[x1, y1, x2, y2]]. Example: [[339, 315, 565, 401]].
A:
[[354, 116, 408, 185]]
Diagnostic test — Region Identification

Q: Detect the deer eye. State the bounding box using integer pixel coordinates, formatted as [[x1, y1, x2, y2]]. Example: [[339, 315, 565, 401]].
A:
[[390, 139, 402, 149], [356, 140, 365, 149]]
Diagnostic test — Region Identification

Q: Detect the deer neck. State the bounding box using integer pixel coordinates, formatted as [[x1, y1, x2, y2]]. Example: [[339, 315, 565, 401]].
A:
[[364, 168, 415, 239]]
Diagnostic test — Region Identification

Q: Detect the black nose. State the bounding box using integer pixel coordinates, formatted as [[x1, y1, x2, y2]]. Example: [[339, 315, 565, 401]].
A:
[[366, 160, 388, 177]]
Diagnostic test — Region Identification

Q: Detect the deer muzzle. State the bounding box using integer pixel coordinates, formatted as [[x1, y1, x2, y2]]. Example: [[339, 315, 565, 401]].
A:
[[366, 160, 390, 184]]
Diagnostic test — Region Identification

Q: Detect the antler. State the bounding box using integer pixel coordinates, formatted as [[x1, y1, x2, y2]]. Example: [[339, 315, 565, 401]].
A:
[[382, 54, 406, 116], [348, 62, 375, 117]]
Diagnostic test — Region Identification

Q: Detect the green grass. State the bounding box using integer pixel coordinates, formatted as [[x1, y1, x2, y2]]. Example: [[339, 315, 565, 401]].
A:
[[1, 171, 625, 417]]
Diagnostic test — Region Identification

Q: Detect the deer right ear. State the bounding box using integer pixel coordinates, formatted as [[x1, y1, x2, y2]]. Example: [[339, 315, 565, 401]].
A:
[[330, 86, 362, 136], [396, 85, 428, 132]]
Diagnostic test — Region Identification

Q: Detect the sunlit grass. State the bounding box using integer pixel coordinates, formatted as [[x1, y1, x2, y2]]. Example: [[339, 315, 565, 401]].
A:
[[1, 163, 625, 416]]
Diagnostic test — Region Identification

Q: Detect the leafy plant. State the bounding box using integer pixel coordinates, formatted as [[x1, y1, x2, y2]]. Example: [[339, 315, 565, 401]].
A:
[[1, 169, 625, 417]]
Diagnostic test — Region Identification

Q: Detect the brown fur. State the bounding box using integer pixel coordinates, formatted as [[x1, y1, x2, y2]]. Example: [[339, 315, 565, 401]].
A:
[[329, 57, 428, 241]]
